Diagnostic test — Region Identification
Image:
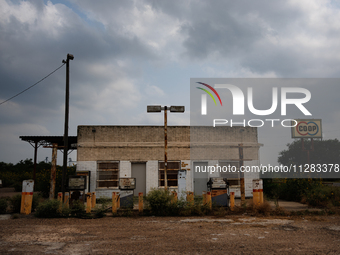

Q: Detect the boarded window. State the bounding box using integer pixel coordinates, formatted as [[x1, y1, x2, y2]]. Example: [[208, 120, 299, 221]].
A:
[[219, 161, 240, 186], [97, 161, 119, 188], [158, 161, 180, 187]]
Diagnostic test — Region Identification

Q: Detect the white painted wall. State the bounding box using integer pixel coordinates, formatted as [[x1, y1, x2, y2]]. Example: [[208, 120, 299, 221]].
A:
[[181, 160, 192, 192], [146, 160, 158, 194], [120, 161, 131, 178], [77, 159, 261, 199]]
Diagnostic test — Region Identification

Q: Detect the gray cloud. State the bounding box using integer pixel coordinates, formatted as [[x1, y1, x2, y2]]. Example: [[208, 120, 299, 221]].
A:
[[1, 0, 340, 164], [143, 0, 340, 77]]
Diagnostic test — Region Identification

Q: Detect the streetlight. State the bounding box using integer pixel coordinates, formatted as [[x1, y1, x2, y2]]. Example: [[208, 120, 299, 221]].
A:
[[147, 105, 185, 189]]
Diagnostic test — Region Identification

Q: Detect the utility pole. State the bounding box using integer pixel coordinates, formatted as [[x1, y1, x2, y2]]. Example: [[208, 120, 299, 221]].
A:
[[50, 143, 58, 199], [239, 143, 245, 203], [62, 54, 74, 196], [164, 106, 168, 189], [33, 141, 38, 186]]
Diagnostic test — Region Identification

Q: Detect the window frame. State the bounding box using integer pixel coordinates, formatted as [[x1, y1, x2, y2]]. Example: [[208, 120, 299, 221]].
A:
[[96, 161, 120, 189], [158, 161, 181, 188]]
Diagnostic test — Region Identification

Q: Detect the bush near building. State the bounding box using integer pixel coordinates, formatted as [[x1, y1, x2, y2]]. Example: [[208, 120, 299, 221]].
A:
[[144, 189, 211, 216]]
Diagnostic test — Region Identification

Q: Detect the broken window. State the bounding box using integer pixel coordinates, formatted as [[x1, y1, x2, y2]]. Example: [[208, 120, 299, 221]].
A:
[[97, 161, 119, 188], [158, 161, 180, 187]]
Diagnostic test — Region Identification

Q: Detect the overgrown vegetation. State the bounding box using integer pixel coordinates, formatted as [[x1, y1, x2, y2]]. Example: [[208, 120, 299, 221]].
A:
[[0, 198, 7, 214], [35, 199, 70, 218], [69, 200, 86, 218], [267, 138, 340, 208], [264, 178, 340, 208], [144, 189, 212, 216], [303, 184, 340, 207], [93, 199, 111, 218], [0, 159, 76, 197], [34, 199, 89, 218], [10, 193, 41, 213]]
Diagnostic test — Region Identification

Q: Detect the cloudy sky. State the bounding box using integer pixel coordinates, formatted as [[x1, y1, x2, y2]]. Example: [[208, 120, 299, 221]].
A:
[[1, 0, 340, 166]]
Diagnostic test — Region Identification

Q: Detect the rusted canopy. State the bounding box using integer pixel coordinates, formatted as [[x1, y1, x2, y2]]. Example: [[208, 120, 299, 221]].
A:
[[20, 136, 77, 149]]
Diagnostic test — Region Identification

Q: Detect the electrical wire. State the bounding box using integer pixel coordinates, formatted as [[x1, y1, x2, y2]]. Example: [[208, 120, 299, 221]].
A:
[[0, 63, 66, 106]]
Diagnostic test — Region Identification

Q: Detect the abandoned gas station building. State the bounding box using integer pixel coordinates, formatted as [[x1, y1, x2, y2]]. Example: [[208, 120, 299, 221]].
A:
[[76, 125, 261, 199]]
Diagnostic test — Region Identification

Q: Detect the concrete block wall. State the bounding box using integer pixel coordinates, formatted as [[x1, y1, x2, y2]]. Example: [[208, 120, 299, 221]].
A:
[[77, 159, 260, 198], [244, 160, 260, 197], [77, 160, 133, 199], [77, 126, 191, 161], [120, 161, 131, 178], [76, 125, 262, 198], [146, 161, 158, 194], [190, 126, 259, 160], [181, 160, 192, 192]]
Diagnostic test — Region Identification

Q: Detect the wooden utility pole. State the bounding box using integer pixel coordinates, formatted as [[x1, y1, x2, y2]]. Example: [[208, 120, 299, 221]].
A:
[[239, 143, 245, 203], [231, 143, 255, 204], [164, 106, 168, 189], [62, 53, 74, 196], [49, 143, 58, 199]]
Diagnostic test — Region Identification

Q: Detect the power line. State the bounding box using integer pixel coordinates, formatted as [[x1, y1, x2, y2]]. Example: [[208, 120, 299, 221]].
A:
[[0, 63, 66, 106]]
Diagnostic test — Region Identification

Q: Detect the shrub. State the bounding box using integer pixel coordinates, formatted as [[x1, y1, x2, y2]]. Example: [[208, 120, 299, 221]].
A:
[[13, 182, 22, 192], [145, 189, 213, 216], [10, 194, 22, 213], [93, 203, 108, 218], [35, 199, 69, 218], [70, 200, 85, 218], [10, 193, 41, 213], [11, 214, 19, 219], [213, 206, 227, 217], [253, 200, 272, 216], [0, 198, 8, 214], [303, 185, 340, 207], [264, 179, 323, 202], [145, 189, 173, 216]]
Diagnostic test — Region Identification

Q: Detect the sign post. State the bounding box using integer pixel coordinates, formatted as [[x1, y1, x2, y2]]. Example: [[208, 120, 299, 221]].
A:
[[292, 119, 322, 166]]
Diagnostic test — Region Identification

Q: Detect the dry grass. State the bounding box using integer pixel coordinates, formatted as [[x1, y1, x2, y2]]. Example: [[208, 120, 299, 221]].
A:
[[246, 200, 272, 216]]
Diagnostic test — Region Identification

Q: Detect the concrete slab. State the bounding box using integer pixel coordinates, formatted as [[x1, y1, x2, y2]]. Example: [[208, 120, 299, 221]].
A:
[[181, 219, 234, 223], [0, 215, 11, 220], [235, 199, 322, 211], [268, 200, 322, 211]]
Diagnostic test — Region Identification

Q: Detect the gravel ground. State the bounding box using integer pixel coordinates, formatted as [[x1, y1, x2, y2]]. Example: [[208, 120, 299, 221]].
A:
[[0, 215, 340, 254]]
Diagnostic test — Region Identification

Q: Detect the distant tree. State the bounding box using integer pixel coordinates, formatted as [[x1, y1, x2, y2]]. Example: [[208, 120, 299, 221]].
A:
[[0, 159, 75, 196], [278, 139, 340, 166], [13, 159, 33, 173]]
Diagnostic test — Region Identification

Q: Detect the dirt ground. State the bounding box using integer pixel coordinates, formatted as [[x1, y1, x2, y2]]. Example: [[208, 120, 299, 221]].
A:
[[1, 188, 339, 254], [0, 214, 340, 254]]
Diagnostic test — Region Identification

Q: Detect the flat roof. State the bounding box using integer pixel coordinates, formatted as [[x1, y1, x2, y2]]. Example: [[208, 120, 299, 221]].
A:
[[20, 136, 77, 149]]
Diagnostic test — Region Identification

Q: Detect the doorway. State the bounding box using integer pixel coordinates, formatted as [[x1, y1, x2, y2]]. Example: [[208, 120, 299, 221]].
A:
[[193, 162, 208, 196], [131, 163, 146, 196]]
